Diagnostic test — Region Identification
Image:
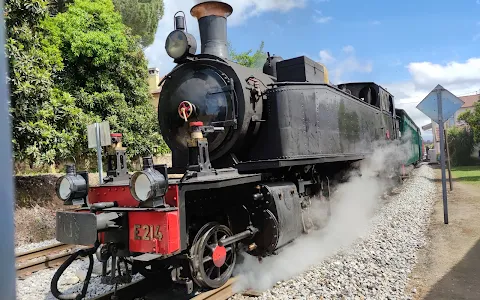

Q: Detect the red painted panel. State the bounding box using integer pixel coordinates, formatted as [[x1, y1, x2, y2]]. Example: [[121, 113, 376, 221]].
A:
[[128, 211, 180, 254], [89, 184, 179, 208], [165, 184, 179, 207], [88, 185, 138, 207]]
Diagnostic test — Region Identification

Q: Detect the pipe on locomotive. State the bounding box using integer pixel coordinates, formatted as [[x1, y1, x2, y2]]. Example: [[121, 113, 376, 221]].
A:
[[190, 1, 233, 59]]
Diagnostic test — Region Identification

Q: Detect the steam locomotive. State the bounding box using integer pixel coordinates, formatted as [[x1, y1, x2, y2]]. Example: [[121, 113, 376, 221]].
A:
[[50, 1, 421, 299]]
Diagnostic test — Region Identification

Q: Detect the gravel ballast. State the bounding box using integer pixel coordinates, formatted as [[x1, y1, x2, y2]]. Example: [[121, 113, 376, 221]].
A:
[[16, 165, 436, 300], [17, 257, 144, 300], [231, 164, 436, 300]]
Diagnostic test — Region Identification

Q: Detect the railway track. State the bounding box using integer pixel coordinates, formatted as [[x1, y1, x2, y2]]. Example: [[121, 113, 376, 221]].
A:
[[15, 242, 83, 277], [89, 277, 244, 300]]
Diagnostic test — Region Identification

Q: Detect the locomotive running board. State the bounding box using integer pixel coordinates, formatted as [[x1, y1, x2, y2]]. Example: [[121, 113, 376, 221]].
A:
[[235, 154, 367, 171]]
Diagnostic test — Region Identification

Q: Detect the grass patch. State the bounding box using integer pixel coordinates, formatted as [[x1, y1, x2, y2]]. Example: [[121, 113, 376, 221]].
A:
[[450, 166, 480, 185]]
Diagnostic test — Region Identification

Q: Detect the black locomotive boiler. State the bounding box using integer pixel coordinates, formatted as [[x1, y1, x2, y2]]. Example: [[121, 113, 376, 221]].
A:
[[51, 1, 404, 298]]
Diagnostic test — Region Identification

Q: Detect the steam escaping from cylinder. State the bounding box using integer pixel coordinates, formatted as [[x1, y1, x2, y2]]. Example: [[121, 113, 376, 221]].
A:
[[232, 137, 414, 293]]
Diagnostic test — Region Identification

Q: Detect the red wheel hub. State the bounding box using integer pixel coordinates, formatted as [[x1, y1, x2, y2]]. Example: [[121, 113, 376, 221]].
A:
[[212, 245, 227, 267]]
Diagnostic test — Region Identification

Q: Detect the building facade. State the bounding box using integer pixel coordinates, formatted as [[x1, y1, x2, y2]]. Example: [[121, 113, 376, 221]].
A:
[[148, 67, 164, 111]]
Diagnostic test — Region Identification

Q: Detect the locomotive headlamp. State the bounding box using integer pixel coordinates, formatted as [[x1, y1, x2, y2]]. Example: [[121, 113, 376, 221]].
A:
[[165, 11, 197, 60], [130, 157, 168, 204], [166, 30, 189, 59], [55, 164, 88, 205]]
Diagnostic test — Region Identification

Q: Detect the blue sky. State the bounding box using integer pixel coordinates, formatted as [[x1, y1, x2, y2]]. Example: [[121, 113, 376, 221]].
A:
[[145, 0, 480, 141]]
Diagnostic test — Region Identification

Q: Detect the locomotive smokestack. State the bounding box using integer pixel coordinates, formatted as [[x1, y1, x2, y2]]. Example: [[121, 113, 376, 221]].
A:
[[190, 1, 233, 59]]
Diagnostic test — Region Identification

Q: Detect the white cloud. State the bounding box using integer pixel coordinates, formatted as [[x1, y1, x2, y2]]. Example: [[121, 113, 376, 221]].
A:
[[145, 0, 307, 74], [408, 58, 480, 90], [223, 0, 308, 24], [319, 50, 335, 64], [318, 46, 372, 83], [313, 10, 333, 24], [383, 57, 480, 139], [342, 45, 355, 54]]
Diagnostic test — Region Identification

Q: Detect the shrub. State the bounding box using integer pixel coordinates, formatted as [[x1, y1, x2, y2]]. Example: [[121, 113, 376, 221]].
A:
[[447, 127, 475, 166]]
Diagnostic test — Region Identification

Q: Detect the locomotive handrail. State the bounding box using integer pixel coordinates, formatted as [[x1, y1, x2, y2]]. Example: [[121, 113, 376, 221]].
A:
[[267, 81, 330, 86]]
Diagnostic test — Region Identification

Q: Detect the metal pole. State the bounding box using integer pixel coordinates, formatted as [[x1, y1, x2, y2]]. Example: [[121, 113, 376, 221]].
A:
[[444, 128, 453, 191], [95, 123, 103, 184], [0, 0, 17, 295], [437, 88, 449, 224]]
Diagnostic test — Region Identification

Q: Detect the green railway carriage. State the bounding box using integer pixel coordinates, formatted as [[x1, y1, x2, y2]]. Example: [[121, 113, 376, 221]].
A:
[[395, 109, 423, 166]]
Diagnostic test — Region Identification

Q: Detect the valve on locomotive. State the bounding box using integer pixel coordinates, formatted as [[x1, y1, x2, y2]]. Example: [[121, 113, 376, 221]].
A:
[[104, 133, 129, 183], [186, 121, 224, 174]]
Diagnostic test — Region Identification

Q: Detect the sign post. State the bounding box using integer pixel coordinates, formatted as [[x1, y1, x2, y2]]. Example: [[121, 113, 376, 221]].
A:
[[444, 129, 453, 191], [417, 84, 464, 224], [87, 121, 111, 184]]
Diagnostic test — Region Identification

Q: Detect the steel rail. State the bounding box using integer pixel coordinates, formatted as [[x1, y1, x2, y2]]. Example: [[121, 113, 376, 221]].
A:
[[15, 243, 85, 277], [87, 277, 241, 300]]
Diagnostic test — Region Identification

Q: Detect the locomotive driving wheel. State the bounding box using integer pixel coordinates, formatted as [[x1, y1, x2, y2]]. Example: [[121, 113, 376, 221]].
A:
[[189, 223, 237, 289]]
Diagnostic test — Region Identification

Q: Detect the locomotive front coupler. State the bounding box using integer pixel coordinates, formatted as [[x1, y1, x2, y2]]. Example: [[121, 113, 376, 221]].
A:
[[97, 243, 132, 286]]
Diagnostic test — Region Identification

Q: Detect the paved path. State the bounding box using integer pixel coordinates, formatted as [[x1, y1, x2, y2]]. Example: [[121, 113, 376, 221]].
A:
[[407, 166, 480, 300]]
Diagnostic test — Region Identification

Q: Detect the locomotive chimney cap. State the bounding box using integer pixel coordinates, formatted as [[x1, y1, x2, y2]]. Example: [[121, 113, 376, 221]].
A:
[[190, 1, 233, 19]]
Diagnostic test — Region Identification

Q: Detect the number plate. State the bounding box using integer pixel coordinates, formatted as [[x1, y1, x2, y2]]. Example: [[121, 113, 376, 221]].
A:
[[133, 224, 164, 241], [56, 211, 97, 245], [128, 211, 180, 254]]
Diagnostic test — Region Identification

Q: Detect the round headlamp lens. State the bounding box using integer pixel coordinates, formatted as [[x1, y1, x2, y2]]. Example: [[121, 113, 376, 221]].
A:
[[58, 177, 72, 200], [133, 173, 152, 202], [166, 30, 188, 59]]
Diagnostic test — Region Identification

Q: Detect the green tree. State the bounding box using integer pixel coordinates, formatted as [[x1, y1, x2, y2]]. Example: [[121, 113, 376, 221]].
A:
[[458, 101, 480, 144], [5, 0, 85, 167], [47, 0, 163, 47], [112, 0, 164, 47], [228, 41, 267, 68], [43, 0, 168, 160], [447, 127, 475, 166]]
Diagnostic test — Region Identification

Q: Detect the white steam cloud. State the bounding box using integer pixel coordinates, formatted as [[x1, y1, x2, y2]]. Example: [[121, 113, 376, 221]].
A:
[[232, 137, 414, 293]]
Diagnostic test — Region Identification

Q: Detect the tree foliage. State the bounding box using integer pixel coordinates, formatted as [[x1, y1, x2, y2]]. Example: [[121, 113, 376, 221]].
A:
[[44, 0, 167, 159], [458, 101, 480, 144], [228, 41, 267, 68], [447, 127, 475, 166], [6, 0, 85, 166], [112, 0, 164, 47], [47, 0, 164, 47], [6, 0, 168, 168]]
